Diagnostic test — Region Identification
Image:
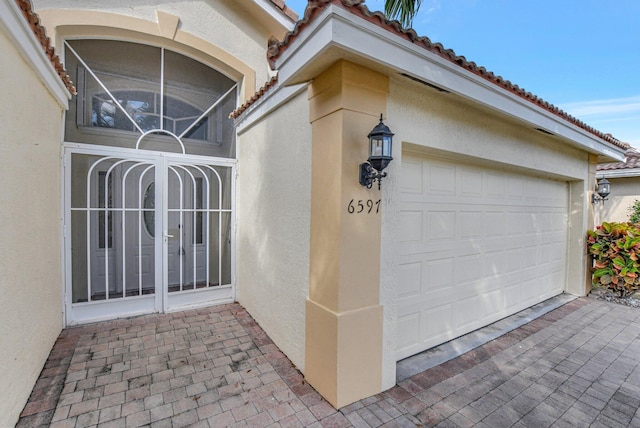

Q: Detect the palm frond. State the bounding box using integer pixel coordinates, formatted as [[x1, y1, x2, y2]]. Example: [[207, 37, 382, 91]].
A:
[[384, 0, 422, 28]]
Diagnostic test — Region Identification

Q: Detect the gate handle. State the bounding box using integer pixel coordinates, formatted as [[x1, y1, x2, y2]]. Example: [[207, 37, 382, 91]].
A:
[[164, 233, 174, 238]]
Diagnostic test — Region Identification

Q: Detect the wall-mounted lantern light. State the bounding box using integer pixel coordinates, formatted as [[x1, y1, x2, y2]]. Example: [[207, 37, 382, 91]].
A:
[[592, 177, 611, 204], [359, 114, 394, 190]]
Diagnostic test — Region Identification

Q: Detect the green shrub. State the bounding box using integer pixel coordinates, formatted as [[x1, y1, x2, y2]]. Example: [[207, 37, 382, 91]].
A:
[[629, 200, 640, 223], [587, 222, 640, 297]]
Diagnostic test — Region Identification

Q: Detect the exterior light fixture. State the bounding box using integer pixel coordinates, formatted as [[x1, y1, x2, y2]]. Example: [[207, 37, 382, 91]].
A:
[[359, 114, 394, 190], [592, 177, 611, 204]]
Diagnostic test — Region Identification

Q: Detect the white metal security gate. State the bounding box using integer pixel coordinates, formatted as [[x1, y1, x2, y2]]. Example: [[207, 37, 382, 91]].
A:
[[64, 144, 235, 325]]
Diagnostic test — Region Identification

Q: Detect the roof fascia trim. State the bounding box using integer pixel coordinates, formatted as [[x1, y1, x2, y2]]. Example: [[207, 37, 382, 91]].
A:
[[275, 5, 334, 79], [0, 1, 70, 109], [275, 5, 625, 160], [235, 81, 309, 134], [254, 0, 297, 30], [596, 169, 640, 179]]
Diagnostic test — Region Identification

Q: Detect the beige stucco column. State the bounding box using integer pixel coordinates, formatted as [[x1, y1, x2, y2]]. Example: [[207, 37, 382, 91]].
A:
[[585, 154, 599, 295], [305, 60, 389, 408], [566, 154, 597, 297]]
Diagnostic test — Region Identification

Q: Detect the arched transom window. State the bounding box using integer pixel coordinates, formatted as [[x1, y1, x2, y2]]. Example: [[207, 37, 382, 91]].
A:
[[64, 40, 238, 158]]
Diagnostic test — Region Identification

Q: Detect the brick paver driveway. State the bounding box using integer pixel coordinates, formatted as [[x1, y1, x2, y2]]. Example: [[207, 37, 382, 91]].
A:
[[18, 297, 640, 427]]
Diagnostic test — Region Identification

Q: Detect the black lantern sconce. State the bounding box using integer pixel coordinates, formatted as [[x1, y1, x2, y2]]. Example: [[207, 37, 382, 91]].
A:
[[592, 177, 611, 204], [359, 114, 394, 190]]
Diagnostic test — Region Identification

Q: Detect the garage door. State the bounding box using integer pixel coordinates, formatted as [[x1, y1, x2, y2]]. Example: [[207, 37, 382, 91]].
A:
[[396, 153, 567, 361]]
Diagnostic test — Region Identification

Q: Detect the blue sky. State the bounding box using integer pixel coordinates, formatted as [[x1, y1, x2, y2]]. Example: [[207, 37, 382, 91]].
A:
[[284, 0, 640, 147]]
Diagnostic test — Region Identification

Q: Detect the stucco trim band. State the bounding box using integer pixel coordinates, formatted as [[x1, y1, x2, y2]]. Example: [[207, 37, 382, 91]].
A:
[[305, 299, 383, 408], [35, 9, 257, 102]]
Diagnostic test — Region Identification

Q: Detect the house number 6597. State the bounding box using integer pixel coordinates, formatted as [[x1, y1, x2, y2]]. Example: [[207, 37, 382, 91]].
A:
[[347, 199, 381, 214]]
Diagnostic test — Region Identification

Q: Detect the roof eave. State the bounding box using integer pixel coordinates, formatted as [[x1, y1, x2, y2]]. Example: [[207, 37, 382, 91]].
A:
[[1, 0, 71, 108], [234, 80, 310, 134], [249, 0, 297, 35], [596, 168, 640, 179], [273, 5, 626, 161]]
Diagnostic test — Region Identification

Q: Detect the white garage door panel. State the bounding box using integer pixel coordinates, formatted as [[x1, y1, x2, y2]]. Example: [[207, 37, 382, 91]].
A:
[[397, 155, 567, 361]]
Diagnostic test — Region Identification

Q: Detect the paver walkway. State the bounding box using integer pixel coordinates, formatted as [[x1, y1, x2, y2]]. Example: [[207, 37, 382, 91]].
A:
[[17, 297, 640, 427]]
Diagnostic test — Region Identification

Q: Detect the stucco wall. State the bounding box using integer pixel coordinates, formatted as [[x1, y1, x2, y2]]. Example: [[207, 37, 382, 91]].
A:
[[236, 90, 311, 372], [380, 76, 593, 388], [0, 30, 65, 426], [594, 176, 640, 224], [389, 78, 590, 180]]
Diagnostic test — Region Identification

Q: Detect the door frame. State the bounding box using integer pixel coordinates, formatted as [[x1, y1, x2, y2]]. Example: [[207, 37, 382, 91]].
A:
[[63, 142, 236, 326]]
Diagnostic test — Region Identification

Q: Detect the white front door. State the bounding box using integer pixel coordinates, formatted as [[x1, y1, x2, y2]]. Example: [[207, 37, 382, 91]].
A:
[[65, 145, 235, 324]]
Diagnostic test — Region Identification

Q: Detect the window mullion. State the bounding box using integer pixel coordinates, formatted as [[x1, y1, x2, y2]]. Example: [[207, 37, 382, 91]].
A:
[[160, 47, 165, 132]]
